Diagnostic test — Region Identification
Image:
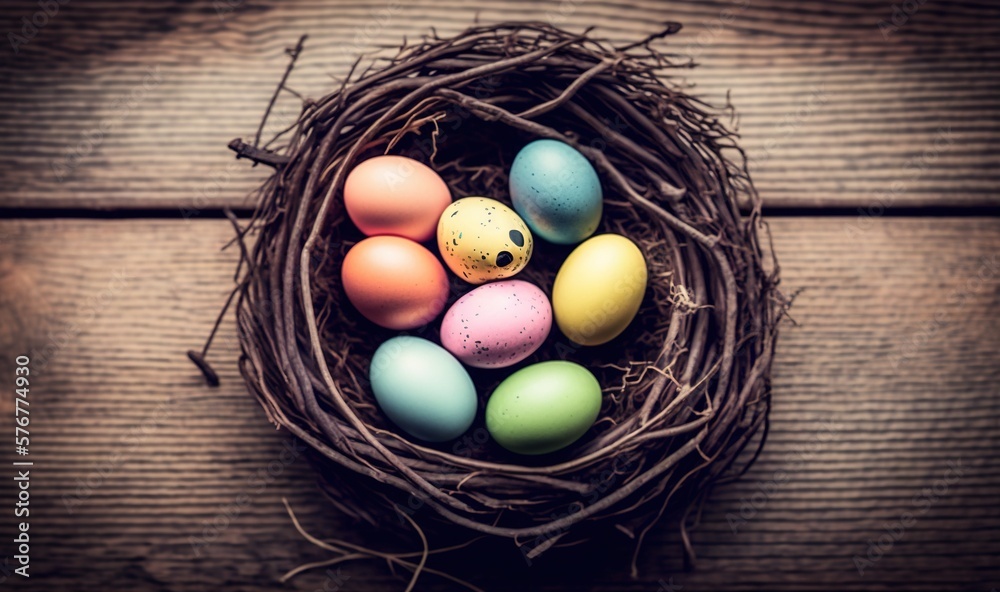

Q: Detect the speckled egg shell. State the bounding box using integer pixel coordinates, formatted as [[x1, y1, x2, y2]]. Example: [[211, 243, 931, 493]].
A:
[[440, 280, 552, 369], [437, 197, 533, 285], [509, 139, 603, 245]]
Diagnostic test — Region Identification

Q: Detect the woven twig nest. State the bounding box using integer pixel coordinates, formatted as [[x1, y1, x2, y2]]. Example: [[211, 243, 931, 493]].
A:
[[205, 21, 783, 574]]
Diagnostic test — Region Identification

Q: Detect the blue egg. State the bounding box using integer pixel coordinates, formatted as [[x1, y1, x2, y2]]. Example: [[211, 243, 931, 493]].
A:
[[509, 139, 603, 245], [369, 336, 477, 442]]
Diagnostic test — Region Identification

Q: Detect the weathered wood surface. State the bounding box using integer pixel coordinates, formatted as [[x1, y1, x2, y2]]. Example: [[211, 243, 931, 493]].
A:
[[1, 0, 998, 590], [0, 0, 999, 210], [0, 217, 997, 591]]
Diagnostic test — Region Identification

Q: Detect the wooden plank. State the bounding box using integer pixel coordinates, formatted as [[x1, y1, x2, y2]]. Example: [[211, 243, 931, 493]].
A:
[[0, 0, 998, 210], [0, 216, 997, 590]]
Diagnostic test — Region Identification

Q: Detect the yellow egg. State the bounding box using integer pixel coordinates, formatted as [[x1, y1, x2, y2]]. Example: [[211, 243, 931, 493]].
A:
[[437, 197, 533, 284], [552, 234, 647, 346]]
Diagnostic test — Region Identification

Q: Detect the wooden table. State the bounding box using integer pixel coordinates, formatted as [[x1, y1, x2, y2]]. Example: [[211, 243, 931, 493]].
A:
[[1, 1, 998, 590]]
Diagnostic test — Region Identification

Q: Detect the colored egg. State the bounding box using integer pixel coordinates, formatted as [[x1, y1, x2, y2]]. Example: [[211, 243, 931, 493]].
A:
[[440, 280, 552, 369], [341, 235, 449, 330], [485, 361, 602, 455], [344, 155, 452, 242], [509, 139, 603, 245], [552, 234, 647, 346], [369, 336, 477, 442], [437, 197, 533, 284]]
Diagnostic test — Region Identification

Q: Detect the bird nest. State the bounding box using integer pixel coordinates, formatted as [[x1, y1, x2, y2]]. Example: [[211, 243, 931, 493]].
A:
[[192, 21, 784, 582]]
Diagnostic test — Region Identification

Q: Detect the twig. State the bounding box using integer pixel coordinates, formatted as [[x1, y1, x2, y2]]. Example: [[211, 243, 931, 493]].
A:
[[255, 35, 308, 148]]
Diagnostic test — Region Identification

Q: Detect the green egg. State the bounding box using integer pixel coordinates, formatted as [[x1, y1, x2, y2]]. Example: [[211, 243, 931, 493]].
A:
[[485, 361, 602, 455]]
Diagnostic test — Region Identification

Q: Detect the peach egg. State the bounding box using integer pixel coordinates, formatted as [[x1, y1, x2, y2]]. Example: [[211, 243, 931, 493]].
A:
[[343, 155, 452, 242]]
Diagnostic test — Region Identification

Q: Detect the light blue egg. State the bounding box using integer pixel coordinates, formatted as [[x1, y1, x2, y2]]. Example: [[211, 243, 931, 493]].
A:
[[509, 139, 603, 245], [369, 336, 477, 442]]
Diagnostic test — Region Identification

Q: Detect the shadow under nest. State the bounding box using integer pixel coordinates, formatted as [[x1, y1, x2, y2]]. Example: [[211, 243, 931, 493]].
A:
[[198, 21, 785, 583]]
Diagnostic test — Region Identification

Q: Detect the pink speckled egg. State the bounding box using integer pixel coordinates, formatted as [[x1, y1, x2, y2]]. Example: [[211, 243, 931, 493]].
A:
[[440, 280, 552, 369]]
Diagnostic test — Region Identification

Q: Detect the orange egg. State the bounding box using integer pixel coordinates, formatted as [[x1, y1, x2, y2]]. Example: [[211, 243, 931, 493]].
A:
[[341, 236, 450, 330], [343, 155, 452, 242]]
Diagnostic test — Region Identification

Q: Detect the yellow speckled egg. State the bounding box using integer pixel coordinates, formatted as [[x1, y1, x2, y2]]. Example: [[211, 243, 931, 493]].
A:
[[437, 197, 533, 284], [552, 234, 647, 346]]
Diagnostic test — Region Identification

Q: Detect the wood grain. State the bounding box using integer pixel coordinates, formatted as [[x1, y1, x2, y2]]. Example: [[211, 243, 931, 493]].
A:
[[0, 216, 997, 591], [0, 0, 998, 210]]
